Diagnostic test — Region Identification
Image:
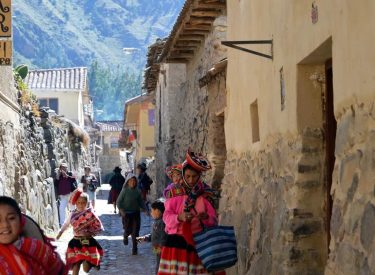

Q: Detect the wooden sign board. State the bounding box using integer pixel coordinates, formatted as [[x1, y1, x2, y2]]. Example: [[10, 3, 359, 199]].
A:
[[0, 0, 11, 37], [0, 39, 12, 65]]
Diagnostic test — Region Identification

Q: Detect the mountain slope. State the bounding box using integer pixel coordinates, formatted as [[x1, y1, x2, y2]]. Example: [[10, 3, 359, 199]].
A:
[[13, 0, 184, 70], [13, 0, 184, 120]]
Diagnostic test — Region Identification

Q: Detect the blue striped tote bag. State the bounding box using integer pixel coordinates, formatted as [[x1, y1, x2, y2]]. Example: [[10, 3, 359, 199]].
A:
[[193, 225, 238, 271]]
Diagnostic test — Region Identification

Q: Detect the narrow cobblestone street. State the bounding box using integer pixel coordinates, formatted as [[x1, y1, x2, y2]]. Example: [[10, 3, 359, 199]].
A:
[[55, 185, 155, 274]]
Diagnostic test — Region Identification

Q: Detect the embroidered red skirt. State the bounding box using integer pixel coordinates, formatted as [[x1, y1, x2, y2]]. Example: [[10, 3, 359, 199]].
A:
[[158, 234, 225, 275], [66, 236, 103, 268]]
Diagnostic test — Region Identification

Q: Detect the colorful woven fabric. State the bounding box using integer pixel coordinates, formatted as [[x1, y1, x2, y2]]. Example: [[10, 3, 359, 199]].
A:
[[183, 180, 216, 213], [66, 237, 103, 267], [0, 237, 67, 275], [70, 208, 103, 236], [163, 183, 186, 199], [157, 234, 208, 275], [158, 234, 226, 275]]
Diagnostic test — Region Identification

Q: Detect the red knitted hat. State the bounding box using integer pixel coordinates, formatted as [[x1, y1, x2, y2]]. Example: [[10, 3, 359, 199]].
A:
[[69, 188, 83, 205]]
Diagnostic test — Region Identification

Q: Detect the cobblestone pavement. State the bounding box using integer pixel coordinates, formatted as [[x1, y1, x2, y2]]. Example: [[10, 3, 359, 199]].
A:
[[55, 184, 155, 274]]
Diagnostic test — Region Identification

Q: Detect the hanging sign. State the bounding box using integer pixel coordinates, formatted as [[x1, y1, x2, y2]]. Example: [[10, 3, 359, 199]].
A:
[[0, 39, 12, 65], [0, 0, 11, 37]]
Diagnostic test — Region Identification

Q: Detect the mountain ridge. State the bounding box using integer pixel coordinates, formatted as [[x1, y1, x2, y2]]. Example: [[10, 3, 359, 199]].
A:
[[13, 0, 185, 120], [13, 0, 184, 70]]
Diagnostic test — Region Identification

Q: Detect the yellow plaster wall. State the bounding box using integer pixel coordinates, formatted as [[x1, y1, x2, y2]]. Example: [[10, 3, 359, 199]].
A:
[[225, 0, 375, 153], [138, 102, 155, 160]]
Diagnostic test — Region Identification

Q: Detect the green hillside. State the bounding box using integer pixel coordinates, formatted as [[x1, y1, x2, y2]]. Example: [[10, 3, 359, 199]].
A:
[[13, 0, 184, 119]]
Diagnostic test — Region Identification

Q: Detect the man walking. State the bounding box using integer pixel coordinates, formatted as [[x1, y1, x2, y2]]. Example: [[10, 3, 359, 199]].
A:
[[55, 163, 77, 226], [81, 165, 99, 209]]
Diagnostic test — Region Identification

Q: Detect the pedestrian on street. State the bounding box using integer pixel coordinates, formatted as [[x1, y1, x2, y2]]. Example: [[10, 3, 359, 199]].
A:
[[108, 166, 125, 213], [55, 163, 77, 227], [117, 173, 147, 255], [136, 162, 153, 205], [57, 189, 104, 275], [158, 150, 225, 275], [81, 165, 99, 209], [137, 200, 167, 274], [0, 196, 67, 275], [163, 164, 183, 199]]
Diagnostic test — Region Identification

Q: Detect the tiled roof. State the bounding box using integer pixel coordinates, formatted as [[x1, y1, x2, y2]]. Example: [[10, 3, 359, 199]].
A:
[[25, 67, 87, 90], [96, 121, 123, 132]]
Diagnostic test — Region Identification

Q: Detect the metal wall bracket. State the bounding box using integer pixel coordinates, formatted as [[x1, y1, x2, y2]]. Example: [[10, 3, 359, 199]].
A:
[[221, 40, 273, 60]]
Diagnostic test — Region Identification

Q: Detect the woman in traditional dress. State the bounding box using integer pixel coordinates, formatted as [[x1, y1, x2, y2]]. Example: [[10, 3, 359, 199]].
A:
[[0, 196, 67, 275], [108, 166, 125, 213], [57, 189, 104, 275], [159, 149, 225, 275]]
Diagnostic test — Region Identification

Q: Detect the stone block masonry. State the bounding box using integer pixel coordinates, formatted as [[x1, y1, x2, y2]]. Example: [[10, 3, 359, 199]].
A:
[[220, 129, 328, 275], [150, 15, 227, 200], [325, 100, 375, 274], [0, 69, 92, 234], [220, 99, 375, 274]]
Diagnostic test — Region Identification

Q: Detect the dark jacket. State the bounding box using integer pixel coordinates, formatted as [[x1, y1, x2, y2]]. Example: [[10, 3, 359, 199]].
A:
[[144, 218, 166, 253], [55, 172, 77, 196], [137, 172, 153, 191], [116, 187, 145, 212], [109, 172, 125, 192]]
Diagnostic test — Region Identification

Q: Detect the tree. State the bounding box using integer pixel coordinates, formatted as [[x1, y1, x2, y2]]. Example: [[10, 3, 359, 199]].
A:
[[88, 61, 142, 120]]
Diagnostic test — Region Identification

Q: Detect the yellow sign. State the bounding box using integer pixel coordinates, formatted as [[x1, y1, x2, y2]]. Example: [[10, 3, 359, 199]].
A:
[[0, 39, 12, 65], [0, 0, 11, 37]]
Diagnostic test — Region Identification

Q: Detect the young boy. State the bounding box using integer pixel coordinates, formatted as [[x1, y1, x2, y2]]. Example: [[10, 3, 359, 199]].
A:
[[137, 200, 166, 274], [117, 173, 146, 255]]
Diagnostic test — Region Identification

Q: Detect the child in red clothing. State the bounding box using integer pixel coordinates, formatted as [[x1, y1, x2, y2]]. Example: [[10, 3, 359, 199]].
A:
[[0, 196, 67, 275], [57, 190, 104, 275], [163, 164, 183, 199]]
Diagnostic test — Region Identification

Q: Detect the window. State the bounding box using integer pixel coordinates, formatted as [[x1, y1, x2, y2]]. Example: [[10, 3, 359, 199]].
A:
[[110, 137, 119, 148], [148, 109, 155, 126], [280, 67, 286, 111], [250, 99, 260, 143], [39, 98, 59, 114]]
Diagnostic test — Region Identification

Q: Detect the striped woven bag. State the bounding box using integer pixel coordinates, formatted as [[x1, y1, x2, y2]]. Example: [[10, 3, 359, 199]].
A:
[[193, 225, 238, 271]]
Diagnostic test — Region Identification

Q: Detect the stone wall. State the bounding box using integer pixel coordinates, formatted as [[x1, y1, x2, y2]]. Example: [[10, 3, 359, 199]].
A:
[[220, 128, 329, 275], [0, 71, 91, 234], [151, 16, 227, 198], [325, 100, 375, 274], [171, 15, 227, 163], [151, 62, 186, 200], [220, 95, 375, 275]]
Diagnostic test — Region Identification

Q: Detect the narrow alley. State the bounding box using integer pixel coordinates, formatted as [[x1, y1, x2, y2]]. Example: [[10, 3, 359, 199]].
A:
[[1, 1, 375, 275], [55, 185, 155, 274]]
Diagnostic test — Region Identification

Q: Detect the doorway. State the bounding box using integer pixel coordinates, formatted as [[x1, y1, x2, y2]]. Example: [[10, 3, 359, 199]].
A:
[[324, 59, 336, 250], [296, 38, 335, 265]]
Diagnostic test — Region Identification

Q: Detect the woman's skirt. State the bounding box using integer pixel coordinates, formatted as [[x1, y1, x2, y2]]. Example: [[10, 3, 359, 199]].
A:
[[66, 236, 103, 268], [158, 234, 225, 275], [107, 189, 121, 204]]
